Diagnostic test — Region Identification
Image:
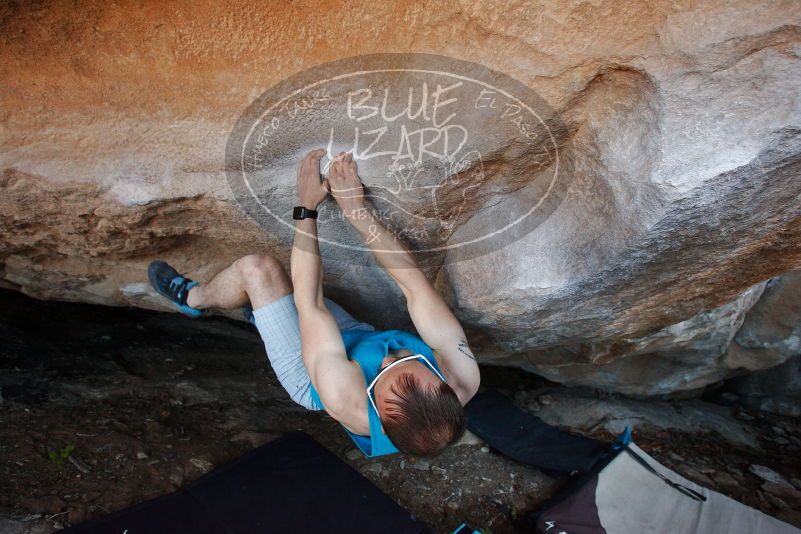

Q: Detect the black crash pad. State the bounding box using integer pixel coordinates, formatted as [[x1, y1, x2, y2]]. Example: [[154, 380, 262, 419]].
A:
[[63, 431, 430, 534], [466, 390, 609, 476]]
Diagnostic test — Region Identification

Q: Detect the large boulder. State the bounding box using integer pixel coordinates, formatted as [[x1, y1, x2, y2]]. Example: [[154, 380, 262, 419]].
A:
[[1, 1, 800, 395]]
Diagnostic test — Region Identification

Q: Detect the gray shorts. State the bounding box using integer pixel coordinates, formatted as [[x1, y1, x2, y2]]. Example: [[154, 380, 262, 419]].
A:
[[253, 295, 374, 410]]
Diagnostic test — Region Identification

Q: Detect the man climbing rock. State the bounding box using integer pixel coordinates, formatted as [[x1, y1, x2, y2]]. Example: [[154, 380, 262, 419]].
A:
[[148, 149, 480, 458]]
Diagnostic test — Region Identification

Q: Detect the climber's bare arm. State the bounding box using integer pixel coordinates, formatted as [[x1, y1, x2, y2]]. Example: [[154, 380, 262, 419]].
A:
[[291, 150, 367, 433], [327, 153, 480, 404]]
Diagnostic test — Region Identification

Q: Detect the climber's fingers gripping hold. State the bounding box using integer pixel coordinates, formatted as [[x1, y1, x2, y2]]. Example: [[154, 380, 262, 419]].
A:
[[328, 152, 365, 217], [296, 148, 329, 210]]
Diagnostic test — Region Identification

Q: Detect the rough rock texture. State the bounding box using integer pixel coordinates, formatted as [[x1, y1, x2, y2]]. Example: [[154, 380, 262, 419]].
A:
[[723, 270, 801, 416], [502, 281, 770, 395], [518, 389, 760, 449], [727, 270, 801, 370], [1, 1, 800, 395], [727, 356, 801, 417]]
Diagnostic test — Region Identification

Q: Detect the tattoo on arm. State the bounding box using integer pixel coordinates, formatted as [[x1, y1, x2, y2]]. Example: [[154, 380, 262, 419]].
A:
[[457, 339, 476, 361]]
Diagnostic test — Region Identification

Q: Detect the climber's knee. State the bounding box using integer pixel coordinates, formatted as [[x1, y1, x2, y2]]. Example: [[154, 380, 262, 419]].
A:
[[234, 254, 292, 308]]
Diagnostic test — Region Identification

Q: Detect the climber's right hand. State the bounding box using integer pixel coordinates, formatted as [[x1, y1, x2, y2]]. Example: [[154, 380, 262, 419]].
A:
[[328, 152, 367, 218]]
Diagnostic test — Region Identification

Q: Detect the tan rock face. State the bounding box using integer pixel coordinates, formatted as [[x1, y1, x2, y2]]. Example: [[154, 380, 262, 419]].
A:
[[1, 1, 800, 395]]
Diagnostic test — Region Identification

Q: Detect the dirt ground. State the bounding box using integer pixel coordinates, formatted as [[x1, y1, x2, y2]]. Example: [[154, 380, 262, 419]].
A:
[[1, 289, 800, 533]]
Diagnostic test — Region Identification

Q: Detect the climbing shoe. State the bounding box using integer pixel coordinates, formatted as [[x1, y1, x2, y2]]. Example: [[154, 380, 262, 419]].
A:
[[147, 261, 205, 318]]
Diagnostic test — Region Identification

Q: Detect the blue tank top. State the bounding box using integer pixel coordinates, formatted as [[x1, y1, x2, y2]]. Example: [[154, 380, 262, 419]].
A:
[[309, 329, 445, 458]]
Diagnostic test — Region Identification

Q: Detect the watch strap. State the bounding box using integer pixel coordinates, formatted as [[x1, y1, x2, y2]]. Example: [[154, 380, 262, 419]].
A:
[[293, 206, 318, 220]]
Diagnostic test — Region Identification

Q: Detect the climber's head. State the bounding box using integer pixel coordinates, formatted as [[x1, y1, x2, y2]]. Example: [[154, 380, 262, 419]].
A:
[[369, 353, 466, 457]]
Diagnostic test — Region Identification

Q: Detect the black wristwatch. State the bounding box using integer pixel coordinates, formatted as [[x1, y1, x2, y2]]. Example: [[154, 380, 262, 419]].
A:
[[293, 206, 318, 220]]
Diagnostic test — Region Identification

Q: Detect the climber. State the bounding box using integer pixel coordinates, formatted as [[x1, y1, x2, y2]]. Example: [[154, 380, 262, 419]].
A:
[[147, 149, 481, 458]]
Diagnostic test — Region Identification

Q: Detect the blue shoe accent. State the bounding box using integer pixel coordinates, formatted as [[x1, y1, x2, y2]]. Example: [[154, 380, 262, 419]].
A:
[[148, 261, 205, 318], [612, 426, 634, 450], [242, 303, 256, 326], [451, 523, 482, 534], [176, 280, 204, 318]]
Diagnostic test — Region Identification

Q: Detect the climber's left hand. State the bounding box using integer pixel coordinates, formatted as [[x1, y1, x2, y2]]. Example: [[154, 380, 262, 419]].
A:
[[296, 148, 329, 209]]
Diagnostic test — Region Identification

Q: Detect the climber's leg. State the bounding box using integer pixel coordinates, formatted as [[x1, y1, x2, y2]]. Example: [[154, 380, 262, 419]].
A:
[[152, 255, 371, 410], [191, 254, 319, 408], [185, 254, 292, 310]]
